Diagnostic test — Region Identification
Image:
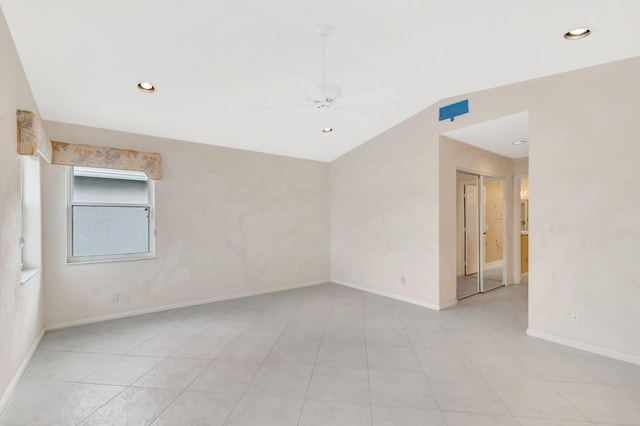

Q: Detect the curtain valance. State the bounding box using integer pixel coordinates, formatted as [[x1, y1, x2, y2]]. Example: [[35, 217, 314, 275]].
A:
[[51, 141, 162, 180], [16, 110, 52, 161], [17, 110, 162, 179]]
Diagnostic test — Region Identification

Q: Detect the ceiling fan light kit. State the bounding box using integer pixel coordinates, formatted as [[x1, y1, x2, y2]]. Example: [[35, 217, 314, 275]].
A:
[[317, 24, 332, 37], [564, 27, 591, 40], [253, 24, 395, 132], [137, 81, 155, 93]]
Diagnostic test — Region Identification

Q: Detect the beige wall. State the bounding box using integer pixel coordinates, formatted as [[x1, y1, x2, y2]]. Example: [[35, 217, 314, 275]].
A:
[[41, 122, 330, 327], [525, 59, 640, 360], [513, 157, 529, 176], [0, 8, 44, 410], [330, 106, 516, 311], [330, 113, 441, 308], [332, 56, 640, 361]]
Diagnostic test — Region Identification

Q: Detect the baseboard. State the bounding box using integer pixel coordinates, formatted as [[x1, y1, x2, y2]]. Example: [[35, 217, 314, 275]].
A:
[[527, 328, 640, 366], [0, 327, 45, 414], [47, 279, 329, 330], [332, 280, 448, 310], [438, 298, 459, 310]]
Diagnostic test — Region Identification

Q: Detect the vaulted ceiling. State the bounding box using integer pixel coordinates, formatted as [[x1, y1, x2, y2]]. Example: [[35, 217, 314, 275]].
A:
[[2, 1, 639, 161]]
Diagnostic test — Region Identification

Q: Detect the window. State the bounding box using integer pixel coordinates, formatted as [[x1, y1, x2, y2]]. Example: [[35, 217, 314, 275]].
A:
[[68, 166, 155, 263], [21, 155, 41, 283]]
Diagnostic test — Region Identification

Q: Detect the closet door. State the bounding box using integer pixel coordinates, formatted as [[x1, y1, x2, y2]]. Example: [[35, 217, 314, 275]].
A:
[[480, 176, 505, 292]]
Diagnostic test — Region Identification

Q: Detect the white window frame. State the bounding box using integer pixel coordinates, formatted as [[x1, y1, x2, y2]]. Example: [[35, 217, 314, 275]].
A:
[[67, 166, 155, 264], [20, 155, 42, 284]]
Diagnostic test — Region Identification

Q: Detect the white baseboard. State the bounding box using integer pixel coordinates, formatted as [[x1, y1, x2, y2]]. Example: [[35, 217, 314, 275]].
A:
[[527, 328, 640, 366], [0, 327, 45, 414], [47, 279, 329, 330], [332, 280, 450, 310], [438, 298, 459, 310]]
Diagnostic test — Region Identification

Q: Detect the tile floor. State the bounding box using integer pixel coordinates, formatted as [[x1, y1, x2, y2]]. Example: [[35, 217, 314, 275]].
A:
[[456, 275, 502, 299], [2, 283, 640, 426]]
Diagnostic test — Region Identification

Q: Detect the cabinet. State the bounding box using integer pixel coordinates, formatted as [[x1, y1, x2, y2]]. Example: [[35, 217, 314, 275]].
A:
[[520, 234, 528, 274]]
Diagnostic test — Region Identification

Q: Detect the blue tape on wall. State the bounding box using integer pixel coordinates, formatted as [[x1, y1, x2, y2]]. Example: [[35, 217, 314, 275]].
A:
[[439, 99, 469, 122]]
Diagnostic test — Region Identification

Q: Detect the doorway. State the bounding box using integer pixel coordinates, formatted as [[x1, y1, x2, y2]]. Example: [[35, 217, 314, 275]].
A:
[[456, 171, 506, 299], [519, 177, 529, 284]]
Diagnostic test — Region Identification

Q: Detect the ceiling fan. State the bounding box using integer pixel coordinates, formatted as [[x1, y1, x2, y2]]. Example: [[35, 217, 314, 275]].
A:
[[253, 25, 397, 129]]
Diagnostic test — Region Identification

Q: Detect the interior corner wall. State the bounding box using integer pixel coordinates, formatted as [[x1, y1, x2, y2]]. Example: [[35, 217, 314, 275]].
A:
[[41, 121, 330, 327], [330, 112, 442, 308], [513, 157, 529, 175], [0, 7, 45, 410], [438, 136, 515, 306]]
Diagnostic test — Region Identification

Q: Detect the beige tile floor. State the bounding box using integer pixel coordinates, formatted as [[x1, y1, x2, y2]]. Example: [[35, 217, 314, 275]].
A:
[[1, 283, 640, 425]]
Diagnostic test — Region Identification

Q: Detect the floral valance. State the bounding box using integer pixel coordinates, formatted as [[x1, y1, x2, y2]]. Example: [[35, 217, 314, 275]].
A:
[[52, 141, 162, 180], [16, 110, 52, 161]]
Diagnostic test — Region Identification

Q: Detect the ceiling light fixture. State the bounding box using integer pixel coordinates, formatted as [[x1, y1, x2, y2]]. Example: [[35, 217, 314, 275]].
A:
[[322, 127, 333, 133], [512, 140, 527, 145], [564, 28, 591, 40], [137, 81, 155, 93]]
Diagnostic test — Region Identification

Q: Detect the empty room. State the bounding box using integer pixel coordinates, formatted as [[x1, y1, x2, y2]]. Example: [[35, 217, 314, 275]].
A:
[[1, 1, 640, 425]]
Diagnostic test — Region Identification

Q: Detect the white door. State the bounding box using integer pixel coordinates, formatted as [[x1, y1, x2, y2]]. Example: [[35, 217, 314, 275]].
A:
[[464, 184, 479, 275]]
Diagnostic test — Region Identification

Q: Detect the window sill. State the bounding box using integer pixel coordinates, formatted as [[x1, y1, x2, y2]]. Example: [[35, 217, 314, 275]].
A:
[[66, 255, 156, 266], [21, 268, 41, 284]]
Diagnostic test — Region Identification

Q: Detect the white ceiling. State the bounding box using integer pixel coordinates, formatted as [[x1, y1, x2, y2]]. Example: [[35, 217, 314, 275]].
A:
[[1, 1, 639, 162], [443, 112, 529, 159]]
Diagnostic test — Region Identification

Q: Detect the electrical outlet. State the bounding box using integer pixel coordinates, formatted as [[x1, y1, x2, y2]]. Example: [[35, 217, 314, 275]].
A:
[[569, 311, 580, 323], [111, 292, 119, 303]]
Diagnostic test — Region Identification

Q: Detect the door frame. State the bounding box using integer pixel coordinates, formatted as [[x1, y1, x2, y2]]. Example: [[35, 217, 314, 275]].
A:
[[456, 168, 507, 297], [513, 173, 528, 284]]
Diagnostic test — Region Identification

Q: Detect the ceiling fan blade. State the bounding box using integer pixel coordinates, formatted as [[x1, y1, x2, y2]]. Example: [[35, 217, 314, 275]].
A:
[[250, 104, 310, 111], [288, 72, 323, 100], [338, 88, 398, 107]]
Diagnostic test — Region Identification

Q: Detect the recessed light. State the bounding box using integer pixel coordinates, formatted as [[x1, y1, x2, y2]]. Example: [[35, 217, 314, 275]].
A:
[[512, 140, 527, 145], [564, 28, 591, 40], [322, 127, 333, 133], [137, 81, 155, 93]]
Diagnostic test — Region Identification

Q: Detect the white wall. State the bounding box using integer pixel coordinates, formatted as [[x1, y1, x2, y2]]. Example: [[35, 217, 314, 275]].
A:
[[0, 7, 44, 410], [331, 57, 640, 361], [41, 122, 330, 327]]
